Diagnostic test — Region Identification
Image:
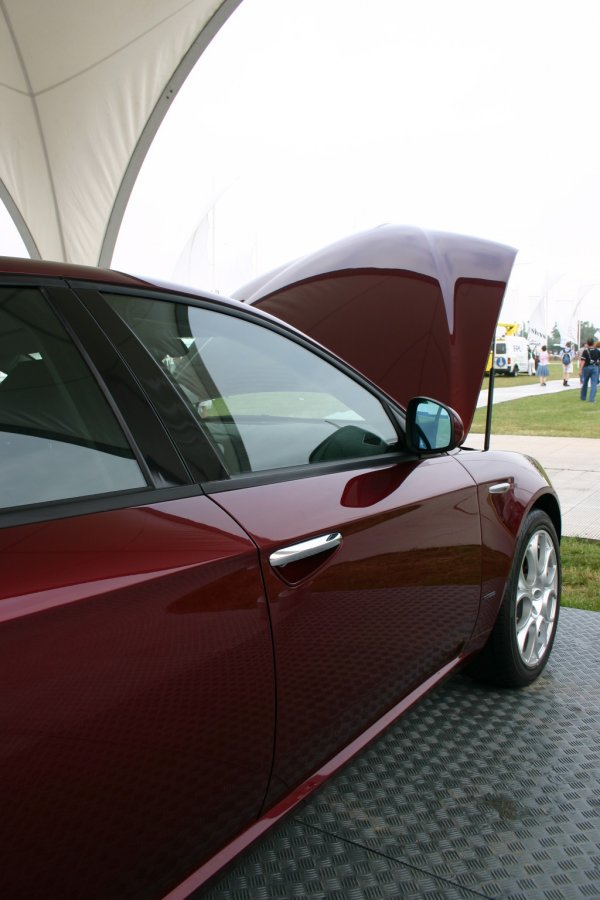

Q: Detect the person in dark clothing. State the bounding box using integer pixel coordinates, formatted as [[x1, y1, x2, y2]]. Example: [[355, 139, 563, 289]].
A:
[[579, 338, 600, 402]]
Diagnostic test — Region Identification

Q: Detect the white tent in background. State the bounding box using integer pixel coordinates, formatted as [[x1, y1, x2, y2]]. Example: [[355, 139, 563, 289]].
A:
[[550, 276, 600, 347], [0, 0, 240, 265], [550, 276, 581, 346], [528, 296, 548, 345], [555, 309, 579, 346]]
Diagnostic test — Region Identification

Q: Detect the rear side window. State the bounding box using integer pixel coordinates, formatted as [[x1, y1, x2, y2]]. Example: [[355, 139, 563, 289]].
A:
[[103, 293, 398, 475], [0, 287, 146, 509]]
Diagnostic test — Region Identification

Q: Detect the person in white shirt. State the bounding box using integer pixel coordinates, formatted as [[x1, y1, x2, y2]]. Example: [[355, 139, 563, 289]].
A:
[[537, 345, 550, 386], [560, 342, 573, 386]]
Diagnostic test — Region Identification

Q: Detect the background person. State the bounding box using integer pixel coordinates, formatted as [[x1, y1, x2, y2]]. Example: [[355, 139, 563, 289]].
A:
[[560, 342, 573, 386], [537, 345, 550, 386], [579, 338, 600, 402]]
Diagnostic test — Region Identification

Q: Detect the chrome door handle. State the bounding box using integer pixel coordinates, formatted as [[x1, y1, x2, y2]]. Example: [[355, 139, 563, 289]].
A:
[[489, 482, 511, 494], [269, 532, 342, 568]]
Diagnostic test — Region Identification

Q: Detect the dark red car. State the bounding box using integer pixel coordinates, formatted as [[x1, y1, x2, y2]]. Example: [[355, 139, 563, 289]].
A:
[[0, 225, 560, 899]]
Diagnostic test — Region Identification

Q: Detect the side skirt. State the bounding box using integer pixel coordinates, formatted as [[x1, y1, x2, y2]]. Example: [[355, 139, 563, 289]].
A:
[[163, 653, 468, 900]]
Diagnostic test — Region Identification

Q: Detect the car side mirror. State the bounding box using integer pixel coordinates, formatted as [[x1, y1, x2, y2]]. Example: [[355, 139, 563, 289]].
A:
[[405, 397, 464, 454]]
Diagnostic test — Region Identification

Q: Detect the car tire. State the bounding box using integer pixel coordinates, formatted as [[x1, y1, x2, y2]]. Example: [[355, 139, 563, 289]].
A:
[[467, 510, 561, 688]]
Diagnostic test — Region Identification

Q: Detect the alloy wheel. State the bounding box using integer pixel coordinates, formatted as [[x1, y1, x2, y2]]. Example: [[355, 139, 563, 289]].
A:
[[515, 528, 559, 667]]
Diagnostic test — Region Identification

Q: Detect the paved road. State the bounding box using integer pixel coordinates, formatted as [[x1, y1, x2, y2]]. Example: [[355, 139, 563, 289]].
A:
[[470, 379, 599, 540], [477, 377, 581, 407]]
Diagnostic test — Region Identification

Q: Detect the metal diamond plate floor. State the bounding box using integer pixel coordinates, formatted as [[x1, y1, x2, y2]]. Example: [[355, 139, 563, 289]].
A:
[[198, 608, 600, 900]]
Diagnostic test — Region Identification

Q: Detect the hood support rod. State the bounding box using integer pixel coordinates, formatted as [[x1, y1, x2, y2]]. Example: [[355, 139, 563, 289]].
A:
[[483, 341, 496, 450]]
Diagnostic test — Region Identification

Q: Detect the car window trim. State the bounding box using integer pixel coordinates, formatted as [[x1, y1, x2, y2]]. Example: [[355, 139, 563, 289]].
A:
[[0, 483, 205, 530], [201, 448, 417, 493]]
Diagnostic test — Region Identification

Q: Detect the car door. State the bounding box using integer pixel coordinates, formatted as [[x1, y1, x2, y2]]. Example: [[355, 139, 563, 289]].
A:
[[0, 282, 275, 900], [89, 286, 484, 812]]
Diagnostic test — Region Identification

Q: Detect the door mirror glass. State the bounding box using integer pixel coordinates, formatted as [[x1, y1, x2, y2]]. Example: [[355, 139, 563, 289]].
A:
[[405, 397, 464, 453]]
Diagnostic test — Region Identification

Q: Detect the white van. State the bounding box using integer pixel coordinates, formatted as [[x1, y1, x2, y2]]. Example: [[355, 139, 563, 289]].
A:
[[492, 336, 530, 376]]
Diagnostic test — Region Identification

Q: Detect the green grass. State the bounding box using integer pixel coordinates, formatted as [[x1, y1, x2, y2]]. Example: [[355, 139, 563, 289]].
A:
[[471, 382, 600, 437], [561, 537, 600, 612]]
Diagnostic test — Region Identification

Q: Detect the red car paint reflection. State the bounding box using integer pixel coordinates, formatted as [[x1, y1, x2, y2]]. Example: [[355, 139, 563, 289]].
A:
[[0, 499, 275, 899]]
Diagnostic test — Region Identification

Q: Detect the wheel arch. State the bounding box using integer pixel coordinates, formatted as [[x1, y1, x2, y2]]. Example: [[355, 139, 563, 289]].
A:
[[531, 491, 562, 541], [466, 501, 562, 687]]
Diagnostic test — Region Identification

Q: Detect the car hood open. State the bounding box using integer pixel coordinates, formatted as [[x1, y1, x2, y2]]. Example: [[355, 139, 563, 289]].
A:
[[233, 225, 516, 434]]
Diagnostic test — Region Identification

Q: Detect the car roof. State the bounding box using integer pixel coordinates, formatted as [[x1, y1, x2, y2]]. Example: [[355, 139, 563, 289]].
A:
[[0, 254, 248, 310], [0, 255, 153, 287]]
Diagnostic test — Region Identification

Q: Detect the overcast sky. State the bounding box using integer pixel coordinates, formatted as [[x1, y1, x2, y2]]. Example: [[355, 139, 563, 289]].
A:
[[3, 0, 600, 333]]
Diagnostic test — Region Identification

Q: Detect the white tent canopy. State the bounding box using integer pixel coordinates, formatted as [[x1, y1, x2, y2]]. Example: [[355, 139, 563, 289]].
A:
[[0, 0, 240, 265]]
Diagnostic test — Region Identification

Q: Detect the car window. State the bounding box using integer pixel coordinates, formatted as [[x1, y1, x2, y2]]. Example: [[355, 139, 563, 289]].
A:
[[103, 294, 399, 475], [0, 287, 147, 509]]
